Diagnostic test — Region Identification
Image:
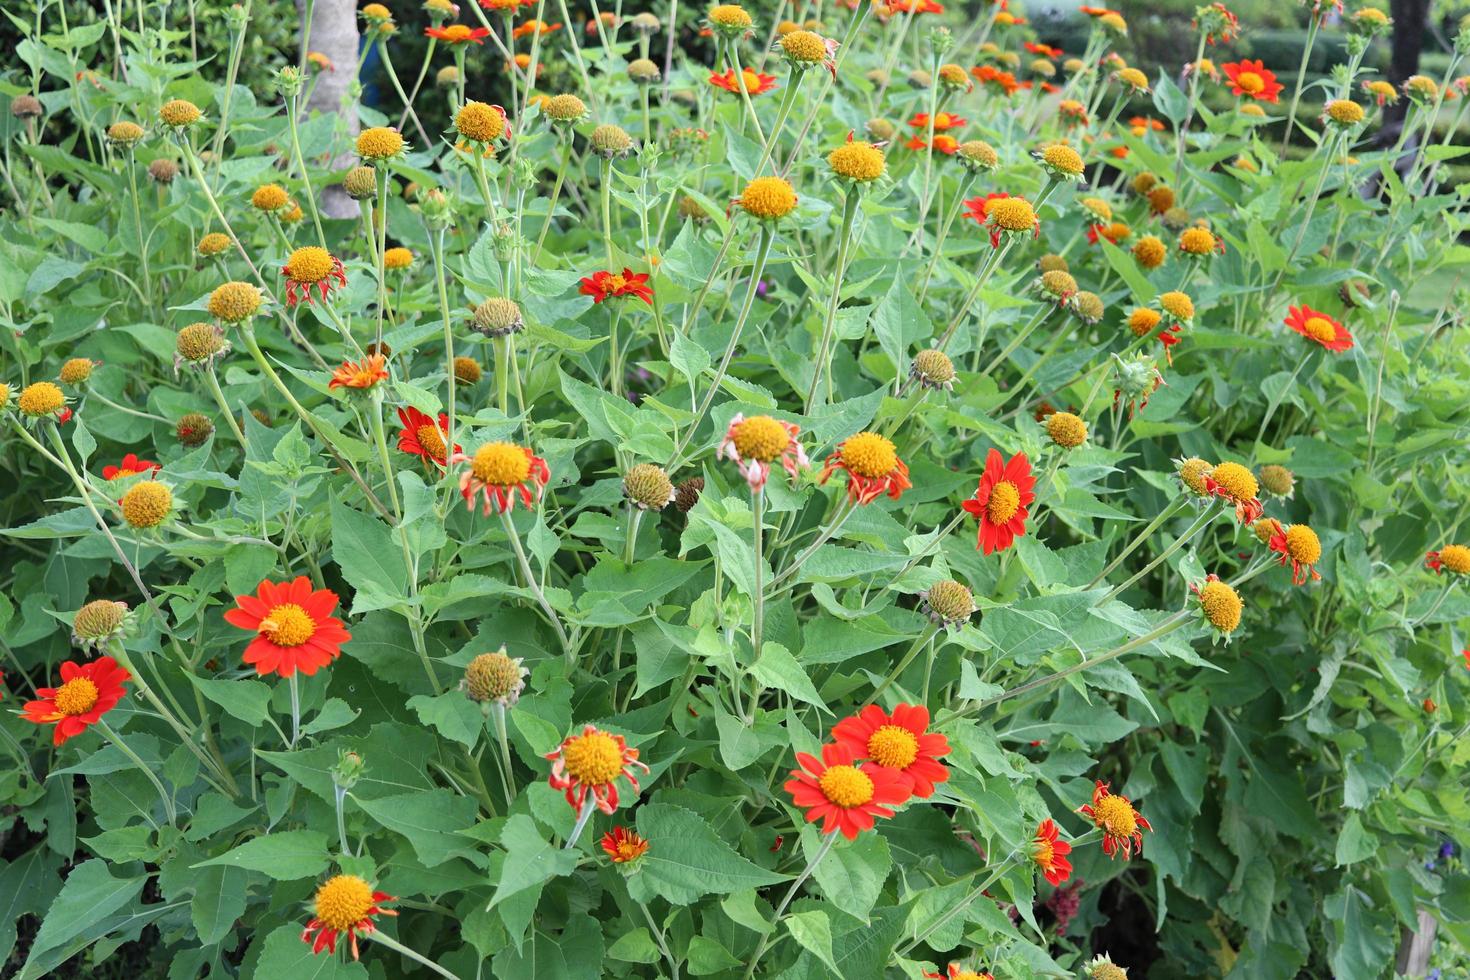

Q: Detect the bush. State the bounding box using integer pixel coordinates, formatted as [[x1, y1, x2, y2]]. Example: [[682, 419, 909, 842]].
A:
[[2, 2, 1469, 979]]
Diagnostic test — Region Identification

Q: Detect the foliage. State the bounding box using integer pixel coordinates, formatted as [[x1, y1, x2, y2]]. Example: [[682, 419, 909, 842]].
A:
[[1, 1, 1470, 979]]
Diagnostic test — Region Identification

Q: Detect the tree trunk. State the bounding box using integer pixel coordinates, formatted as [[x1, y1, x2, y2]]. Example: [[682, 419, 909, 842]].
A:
[[1394, 909, 1436, 977], [298, 0, 360, 218], [1382, 0, 1430, 142]]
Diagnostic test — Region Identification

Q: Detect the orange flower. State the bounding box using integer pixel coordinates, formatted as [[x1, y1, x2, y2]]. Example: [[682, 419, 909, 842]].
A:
[[1427, 545, 1470, 576], [819, 432, 912, 504], [831, 703, 950, 797], [962, 448, 1036, 554], [281, 246, 348, 306], [885, 0, 943, 13], [424, 24, 492, 43], [224, 577, 352, 677], [580, 268, 654, 304], [719, 414, 808, 491], [600, 826, 650, 863], [972, 64, 1019, 96], [328, 354, 389, 390], [1078, 779, 1151, 859], [923, 966, 994, 980], [906, 134, 959, 154], [301, 875, 396, 959], [1222, 59, 1284, 102], [908, 111, 967, 130], [547, 724, 650, 814], [22, 656, 130, 745], [396, 406, 459, 469], [709, 67, 778, 96], [1269, 524, 1323, 585], [102, 452, 161, 480], [454, 442, 550, 514], [784, 742, 912, 839], [512, 18, 561, 37], [1032, 818, 1073, 885], [1284, 304, 1353, 352]]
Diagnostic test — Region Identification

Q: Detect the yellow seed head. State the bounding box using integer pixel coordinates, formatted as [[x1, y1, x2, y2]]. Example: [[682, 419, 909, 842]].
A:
[[1259, 464, 1294, 497], [561, 729, 625, 784], [456, 101, 505, 142], [472, 297, 524, 336], [988, 196, 1036, 232], [313, 876, 376, 931], [1159, 291, 1194, 321], [1177, 456, 1214, 495], [1041, 143, 1084, 175], [209, 281, 263, 323], [1437, 544, 1470, 574], [924, 578, 975, 626], [454, 356, 483, 384], [470, 443, 532, 486], [1325, 99, 1366, 125], [1117, 67, 1149, 91], [818, 764, 875, 806], [1198, 579, 1242, 633], [284, 246, 336, 284], [781, 29, 827, 62], [1284, 524, 1322, 564], [737, 176, 798, 220], [1178, 227, 1217, 255], [627, 58, 661, 83], [958, 140, 999, 170], [624, 463, 675, 510], [1039, 269, 1078, 299], [839, 432, 897, 478], [828, 140, 885, 181], [1128, 307, 1162, 337], [938, 63, 970, 88], [544, 94, 588, 122], [463, 649, 527, 704], [589, 123, 634, 157], [867, 725, 919, 767], [1038, 253, 1069, 273], [1046, 411, 1087, 448], [1133, 235, 1167, 269], [177, 412, 214, 447], [251, 184, 289, 211], [383, 247, 413, 270], [709, 4, 753, 27], [159, 99, 202, 127], [356, 126, 405, 159], [1210, 461, 1258, 503], [107, 121, 145, 146], [73, 599, 129, 646], [59, 358, 95, 385], [17, 381, 65, 417], [911, 349, 956, 389], [1074, 291, 1105, 323], [177, 323, 227, 364], [120, 481, 173, 528], [343, 166, 378, 199]]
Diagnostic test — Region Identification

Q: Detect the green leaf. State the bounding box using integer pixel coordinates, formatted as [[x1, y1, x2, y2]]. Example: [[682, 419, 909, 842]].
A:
[[633, 802, 787, 904], [253, 922, 369, 979], [25, 860, 145, 964], [355, 789, 478, 868], [191, 865, 248, 946], [870, 275, 932, 377], [194, 830, 331, 880], [750, 642, 826, 711], [1334, 813, 1379, 866], [606, 928, 661, 963], [686, 935, 743, 975], [809, 831, 891, 921], [489, 814, 580, 907], [330, 496, 408, 614], [187, 672, 273, 727], [407, 691, 484, 748], [786, 909, 838, 973]]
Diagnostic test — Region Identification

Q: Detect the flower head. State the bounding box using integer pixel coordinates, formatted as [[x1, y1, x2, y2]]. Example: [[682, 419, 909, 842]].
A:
[[1158, 290, 1195, 325], [120, 480, 173, 528], [580, 269, 653, 304], [174, 322, 230, 373], [1032, 818, 1074, 885], [328, 354, 389, 391], [1079, 780, 1151, 859], [719, 414, 807, 490], [547, 724, 650, 814], [828, 139, 886, 182], [462, 647, 529, 705], [1045, 411, 1087, 448], [1176, 456, 1214, 497], [1259, 464, 1295, 498], [1223, 60, 1284, 102], [383, 247, 414, 270], [909, 112, 967, 132], [252, 183, 290, 212], [1362, 79, 1399, 105], [22, 656, 130, 745], [820, 432, 911, 504], [1195, 2, 1240, 43], [1132, 234, 1166, 269], [734, 176, 798, 220], [543, 93, 587, 124], [1085, 954, 1130, 980], [1178, 226, 1224, 257], [910, 348, 957, 390], [624, 463, 675, 510], [976, 194, 1039, 248], [455, 101, 509, 143], [957, 140, 999, 171], [72, 599, 131, 650], [425, 23, 492, 43], [601, 826, 650, 863], [176, 412, 214, 447], [225, 577, 351, 677], [282, 246, 347, 306], [1270, 523, 1323, 584], [209, 281, 263, 323], [159, 98, 203, 127], [1205, 461, 1263, 523], [356, 126, 406, 160], [1427, 544, 1470, 576], [396, 406, 459, 469], [107, 121, 146, 147], [103, 453, 161, 481], [589, 123, 635, 158], [709, 67, 777, 96], [922, 965, 994, 980], [17, 381, 69, 420], [922, 578, 975, 628], [832, 703, 950, 798], [198, 232, 232, 257], [784, 742, 911, 839], [1036, 142, 1085, 180], [707, 3, 754, 36], [301, 875, 396, 960], [1323, 98, 1366, 128], [962, 448, 1035, 554], [472, 296, 525, 335], [1191, 573, 1242, 635], [1284, 304, 1352, 352], [454, 441, 551, 514]]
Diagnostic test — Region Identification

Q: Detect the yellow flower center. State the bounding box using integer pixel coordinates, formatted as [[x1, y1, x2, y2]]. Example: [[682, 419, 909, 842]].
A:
[[120, 481, 172, 528], [314, 875, 375, 931], [1285, 525, 1322, 564], [198, 232, 231, 256], [780, 29, 826, 62], [818, 764, 875, 807], [1129, 308, 1162, 336], [1236, 71, 1265, 94], [1198, 580, 1242, 633], [1301, 317, 1337, 343], [286, 246, 335, 284], [1178, 457, 1213, 495], [612, 839, 645, 861], [1210, 462, 1258, 503], [1159, 291, 1194, 319], [1179, 228, 1215, 254], [441, 24, 475, 40], [1090, 964, 1128, 980], [1439, 544, 1470, 573], [866, 725, 919, 768], [53, 677, 100, 716], [987, 480, 1021, 524], [1043, 144, 1084, 174], [357, 126, 405, 160], [738, 177, 798, 220], [731, 415, 788, 461], [1093, 794, 1137, 837], [252, 184, 289, 211], [209, 281, 263, 323], [259, 603, 316, 646], [18, 381, 65, 416], [605, 273, 628, 291], [1253, 516, 1284, 545], [456, 101, 503, 142], [828, 141, 885, 181], [1033, 839, 1054, 865], [988, 197, 1036, 232], [1326, 100, 1365, 124], [470, 442, 532, 486], [709, 3, 753, 27], [841, 432, 898, 478], [384, 247, 413, 269], [562, 730, 624, 785], [417, 423, 447, 459], [1046, 411, 1088, 448]]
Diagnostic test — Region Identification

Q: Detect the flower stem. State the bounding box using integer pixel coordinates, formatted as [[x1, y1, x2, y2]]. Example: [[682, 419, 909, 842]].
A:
[[862, 624, 940, 708], [742, 833, 837, 979], [98, 720, 176, 826], [805, 186, 860, 411], [1279, 14, 1321, 154], [500, 509, 574, 663], [1100, 502, 1221, 603], [564, 794, 598, 849], [1085, 495, 1188, 588], [334, 784, 352, 855], [491, 702, 518, 802], [362, 930, 463, 980], [203, 363, 247, 449], [123, 148, 154, 313], [284, 92, 327, 250]]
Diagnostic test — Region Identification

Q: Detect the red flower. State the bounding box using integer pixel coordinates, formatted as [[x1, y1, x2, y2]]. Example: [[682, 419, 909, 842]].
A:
[[1195, 2, 1240, 44], [831, 703, 950, 797], [224, 577, 352, 678], [885, 0, 943, 13], [908, 111, 967, 131], [22, 656, 130, 745], [1025, 41, 1063, 57], [906, 135, 959, 154], [1080, 5, 1121, 15], [708, 68, 778, 96], [1284, 304, 1353, 352], [1031, 818, 1074, 885], [102, 453, 161, 480], [301, 875, 396, 960], [454, 442, 550, 514], [281, 247, 348, 307], [396, 406, 459, 469], [1222, 60, 1284, 103], [600, 826, 650, 863], [511, 18, 561, 38], [962, 448, 1036, 554], [328, 354, 389, 390], [579, 268, 654, 304], [923, 964, 994, 980], [962, 192, 1012, 224], [784, 742, 911, 839], [424, 24, 492, 44], [1269, 524, 1324, 585], [819, 432, 912, 505], [1078, 779, 1151, 859], [547, 724, 650, 814], [972, 64, 1020, 96]]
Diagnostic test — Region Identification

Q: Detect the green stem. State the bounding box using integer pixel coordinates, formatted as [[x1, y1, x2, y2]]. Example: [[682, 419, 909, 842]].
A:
[[806, 187, 860, 411], [285, 92, 328, 250], [1100, 503, 1221, 603], [203, 363, 246, 448], [862, 625, 939, 708], [742, 833, 837, 980], [1279, 14, 1321, 153], [98, 720, 176, 826]]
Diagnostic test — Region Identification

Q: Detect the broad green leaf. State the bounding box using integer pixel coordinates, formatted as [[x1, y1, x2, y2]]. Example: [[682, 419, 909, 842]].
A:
[[195, 830, 331, 880], [633, 802, 787, 904]]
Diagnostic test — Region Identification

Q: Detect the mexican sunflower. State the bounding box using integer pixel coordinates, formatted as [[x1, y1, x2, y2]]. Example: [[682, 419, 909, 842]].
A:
[[1284, 304, 1353, 352], [1427, 545, 1470, 576], [281, 246, 348, 306], [831, 703, 950, 797], [709, 67, 777, 96], [719, 414, 808, 491], [327, 354, 389, 390], [600, 826, 650, 863], [962, 448, 1036, 554], [301, 875, 396, 960], [511, 18, 561, 37], [224, 577, 352, 677], [454, 442, 550, 514], [923, 967, 994, 980], [819, 432, 912, 505], [908, 111, 967, 131], [424, 24, 492, 43], [906, 135, 959, 154], [546, 724, 650, 814], [1269, 523, 1323, 584], [22, 656, 130, 745], [396, 406, 459, 469], [580, 269, 654, 304], [1222, 59, 1284, 102], [102, 453, 161, 480], [1031, 818, 1074, 885], [1079, 779, 1151, 859], [784, 742, 911, 839]]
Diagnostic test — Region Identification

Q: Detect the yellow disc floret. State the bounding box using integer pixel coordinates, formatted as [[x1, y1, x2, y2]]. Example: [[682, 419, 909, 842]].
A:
[[1178, 457, 1214, 495], [1178, 227, 1217, 255], [867, 725, 919, 768], [285, 246, 335, 284], [1198, 579, 1242, 633], [356, 126, 405, 159], [1133, 235, 1166, 269], [709, 4, 753, 27], [737, 176, 798, 219], [828, 141, 885, 181], [18, 381, 65, 417], [456, 101, 504, 142], [313, 876, 375, 931], [1284, 524, 1322, 564], [198, 232, 231, 257], [259, 603, 315, 646], [1042, 143, 1084, 175], [1325, 99, 1365, 125], [989, 196, 1036, 231], [780, 29, 827, 62], [53, 676, 100, 716], [562, 730, 624, 784], [1093, 793, 1137, 837], [1159, 291, 1194, 321], [383, 247, 413, 270], [730, 415, 789, 461], [159, 99, 202, 127], [209, 281, 263, 323], [120, 481, 173, 529], [987, 480, 1021, 524], [818, 764, 875, 806], [1128, 307, 1162, 336], [1046, 411, 1088, 448], [1210, 461, 1258, 503], [470, 443, 532, 486], [1437, 544, 1470, 574], [59, 358, 95, 384], [840, 432, 898, 478], [251, 184, 289, 211]]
